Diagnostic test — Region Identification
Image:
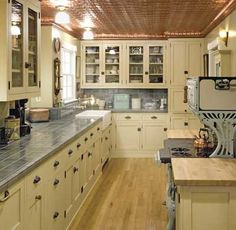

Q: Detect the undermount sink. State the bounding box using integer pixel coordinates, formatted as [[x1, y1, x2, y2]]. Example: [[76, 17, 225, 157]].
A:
[[75, 110, 111, 130]]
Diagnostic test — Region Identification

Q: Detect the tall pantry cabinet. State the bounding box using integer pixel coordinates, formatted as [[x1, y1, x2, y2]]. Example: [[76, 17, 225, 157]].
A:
[[169, 39, 203, 129], [0, 0, 41, 101]]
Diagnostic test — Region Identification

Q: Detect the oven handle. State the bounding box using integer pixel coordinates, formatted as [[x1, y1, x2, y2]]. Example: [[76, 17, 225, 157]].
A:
[[154, 151, 161, 166]]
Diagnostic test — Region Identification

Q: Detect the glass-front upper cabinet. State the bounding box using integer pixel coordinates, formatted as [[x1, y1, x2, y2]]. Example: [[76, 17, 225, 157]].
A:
[[148, 46, 164, 84], [104, 45, 121, 84], [84, 45, 101, 85], [128, 45, 144, 84], [0, 0, 40, 101], [11, 0, 24, 91]]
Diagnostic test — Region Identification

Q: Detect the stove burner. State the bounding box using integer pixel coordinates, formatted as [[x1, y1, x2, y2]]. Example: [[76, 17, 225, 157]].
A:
[[172, 152, 192, 157], [171, 147, 190, 152]]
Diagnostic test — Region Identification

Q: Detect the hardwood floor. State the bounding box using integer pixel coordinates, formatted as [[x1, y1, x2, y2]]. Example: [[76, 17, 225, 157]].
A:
[[70, 158, 167, 230]]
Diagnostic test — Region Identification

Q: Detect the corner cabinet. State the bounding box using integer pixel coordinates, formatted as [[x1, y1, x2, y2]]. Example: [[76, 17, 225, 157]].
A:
[[81, 41, 167, 88], [0, 0, 41, 101]]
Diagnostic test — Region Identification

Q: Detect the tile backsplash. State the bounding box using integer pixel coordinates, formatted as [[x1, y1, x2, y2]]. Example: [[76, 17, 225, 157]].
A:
[[81, 89, 168, 109]]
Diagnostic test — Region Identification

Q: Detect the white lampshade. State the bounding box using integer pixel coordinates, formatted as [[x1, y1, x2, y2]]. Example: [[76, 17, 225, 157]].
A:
[[11, 25, 21, 35], [82, 28, 94, 40], [55, 11, 70, 24]]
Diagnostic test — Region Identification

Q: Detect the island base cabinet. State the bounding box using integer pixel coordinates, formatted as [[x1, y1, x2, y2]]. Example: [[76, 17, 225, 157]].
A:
[[0, 180, 24, 230], [176, 186, 236, 230]]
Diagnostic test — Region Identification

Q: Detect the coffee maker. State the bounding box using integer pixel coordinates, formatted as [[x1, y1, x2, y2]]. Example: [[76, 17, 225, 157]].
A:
[[10, 99, 31, 137]]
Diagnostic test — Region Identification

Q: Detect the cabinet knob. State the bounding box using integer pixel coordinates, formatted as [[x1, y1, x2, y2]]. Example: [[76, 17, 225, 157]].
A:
[[151, 116, 157, 119], [125, 116, 131, 119], [184, 70, 188, 74], [53, 179, 60, 186], [53, 212, 59, 219], [53, 160, 60, 167], [0, 190, 10, 202], [184, 122, 188, 126], [35, 195, 42, 200], [77, 143, 81, 149], [101, 71, 105, 75], [25, 62, 32, 69], [90, 133, 94, 137], [137, 128, 141, 132], [88, 152, 92, 157], [73, 167, 79, 173], [145, 71, 149, 75], [84, 137, 88, 142], [164, 128, 168, 132], [105, 137, 108, 140], [68, 149, 73, 155], [33, 176, 41, 184], [97, 127, 100, 131]]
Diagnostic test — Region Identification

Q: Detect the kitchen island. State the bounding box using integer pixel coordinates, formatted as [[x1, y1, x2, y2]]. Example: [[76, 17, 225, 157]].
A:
[[172, 158, 236, 230]]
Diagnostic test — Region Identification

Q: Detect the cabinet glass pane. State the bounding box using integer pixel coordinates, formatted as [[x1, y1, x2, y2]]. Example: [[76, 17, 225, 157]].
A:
[[129, 46, 144, 83], [11, 0, 24, 88], [85, 46, 100, 83], [28, 8, 38, 87], [148, 46, 163, 83], [105, 46, 120, 83]]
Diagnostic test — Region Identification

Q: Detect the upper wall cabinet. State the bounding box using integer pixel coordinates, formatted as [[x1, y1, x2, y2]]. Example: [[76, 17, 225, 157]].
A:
[[81, 41, 167, 88], [126, 43, 167, 87], [81, 42, 124, 87], [0, 0, 40, 101], [170, 39, 203, 86]]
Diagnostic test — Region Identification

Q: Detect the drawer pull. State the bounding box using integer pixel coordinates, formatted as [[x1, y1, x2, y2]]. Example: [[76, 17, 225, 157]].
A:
[[0, 190, 10, 202], [68, 149, 73, 155], [33, 176, 41, 184], [88, 152, 92, 157], [84, 137, 88, 142], [151, 116, 157, 119], [125, 116, 131, 119], [77, 143, 81, 149], [184, 122, 188, 126], [137, 128, 141, 132], [53, 179, 60, 186], [53, 212, 59, 219], [105, 137, 108, 140], [73, 167, 79, 173], [53, 160, 60, 167], [90, 133, 94, 137], [164, 128, 168, 132], [35, 195, 42, 200], [97, 127, 100, 131]]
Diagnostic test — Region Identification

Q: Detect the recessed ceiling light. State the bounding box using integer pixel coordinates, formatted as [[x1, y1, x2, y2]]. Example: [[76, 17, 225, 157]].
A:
[[82, 28, 94, 40]]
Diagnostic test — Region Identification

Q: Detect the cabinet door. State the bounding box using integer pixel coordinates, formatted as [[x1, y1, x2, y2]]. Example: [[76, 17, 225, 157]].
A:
[[170, 116, 187, 129], [82, 44, 102, 86], [0, 180, 24, 230], [186, 41, 202, 77], [104, 44, 123, 85], [26, 2, 40, 92], [10, 0, 25, 94], [25, 193, 44, 230], [147, 45, 165, 85], [86, 147, 94, 183], [127, 45, 145, 85], [170, 41, 186, 86], [46, 171, 65, 230], [170, 88, 188, 113], [79, 152, 87, 192], [92, 138, 100, 174], [187, 116, 202, 129], [142, 122, 167, 151], [115, 121, 141, 152]]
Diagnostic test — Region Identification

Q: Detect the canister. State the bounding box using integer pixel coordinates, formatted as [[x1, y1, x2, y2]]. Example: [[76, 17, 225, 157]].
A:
[[5, 117, 20, 140], [131, 98, 141, 109]]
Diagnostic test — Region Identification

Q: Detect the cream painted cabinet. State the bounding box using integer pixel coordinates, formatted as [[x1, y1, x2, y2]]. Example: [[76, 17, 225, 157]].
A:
[[126, 43, 167, 86], [113, 113, 168, 156], [0, 180, 24, 230], [0, 0, 41, 101], [81, 42, 124, 87], [170, 88, 188, 113], [101, 126, 112, 164], [170, 39, 203, 86], [170, 114, 202, 130], [176, 186, 236, 230]]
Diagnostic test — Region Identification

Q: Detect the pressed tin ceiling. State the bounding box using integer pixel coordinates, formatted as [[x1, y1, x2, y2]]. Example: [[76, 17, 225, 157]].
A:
[[40, 0, 236, 39]]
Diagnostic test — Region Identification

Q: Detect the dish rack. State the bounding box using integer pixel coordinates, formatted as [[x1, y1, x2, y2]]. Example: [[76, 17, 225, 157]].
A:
[[0, 127, 13, 145]]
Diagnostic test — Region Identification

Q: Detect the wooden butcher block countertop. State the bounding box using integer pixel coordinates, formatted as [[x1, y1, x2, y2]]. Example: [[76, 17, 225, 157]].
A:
[[167, 129, 198, 139], [172, 158, 236, 186]]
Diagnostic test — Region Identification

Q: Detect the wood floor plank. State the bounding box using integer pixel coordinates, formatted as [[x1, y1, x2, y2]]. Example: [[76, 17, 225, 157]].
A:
[[69, 158, 167, 230]]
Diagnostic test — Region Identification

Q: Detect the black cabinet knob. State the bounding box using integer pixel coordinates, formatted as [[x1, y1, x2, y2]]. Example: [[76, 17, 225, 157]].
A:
[[73, 167, 79, 173], [151, 116, 157, 119], [90, 133, 94, 137], [53, 212, 59, 219], [53, 179, 60, 186], [84, 137, 88, 142], [97, 127, 100, 131], [68, 149, 73, 155], [35, 195, 42, 200], [77, 143, 81, 149], [105, 137, 108, 140], [33, 176, 41, 184], [53, 160, 60, 167]]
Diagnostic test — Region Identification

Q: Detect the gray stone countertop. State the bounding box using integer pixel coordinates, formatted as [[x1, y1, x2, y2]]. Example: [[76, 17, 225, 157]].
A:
[[111, 108, 168, 113], [0, 114, 102, 192]]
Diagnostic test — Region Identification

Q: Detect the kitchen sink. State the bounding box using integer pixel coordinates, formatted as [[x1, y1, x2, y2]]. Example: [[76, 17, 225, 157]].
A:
[[75, 110, 111, 130]]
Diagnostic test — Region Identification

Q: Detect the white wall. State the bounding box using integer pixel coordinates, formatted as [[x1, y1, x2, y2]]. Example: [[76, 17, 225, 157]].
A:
[[30, 25, 79, 108], [206, 9, 236, 75]]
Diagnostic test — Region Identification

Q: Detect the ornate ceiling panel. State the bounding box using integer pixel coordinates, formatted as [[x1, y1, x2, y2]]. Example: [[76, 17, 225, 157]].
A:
[[40, 0, 236, 39]]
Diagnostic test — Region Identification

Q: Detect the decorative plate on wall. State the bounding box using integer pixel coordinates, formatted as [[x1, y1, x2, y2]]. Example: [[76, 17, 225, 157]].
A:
[[53, 38, 61, 53]]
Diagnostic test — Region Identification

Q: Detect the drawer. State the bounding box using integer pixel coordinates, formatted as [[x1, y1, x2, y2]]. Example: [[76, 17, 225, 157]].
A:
[[25, 161, 49, 196], [114, 113, 142, 121], [142, 113, 168, 122]]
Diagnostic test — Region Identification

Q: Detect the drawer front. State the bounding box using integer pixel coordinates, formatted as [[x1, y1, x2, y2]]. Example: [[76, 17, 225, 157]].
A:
[[114, 113, 142, 121], [142, 113, 168, 122]]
